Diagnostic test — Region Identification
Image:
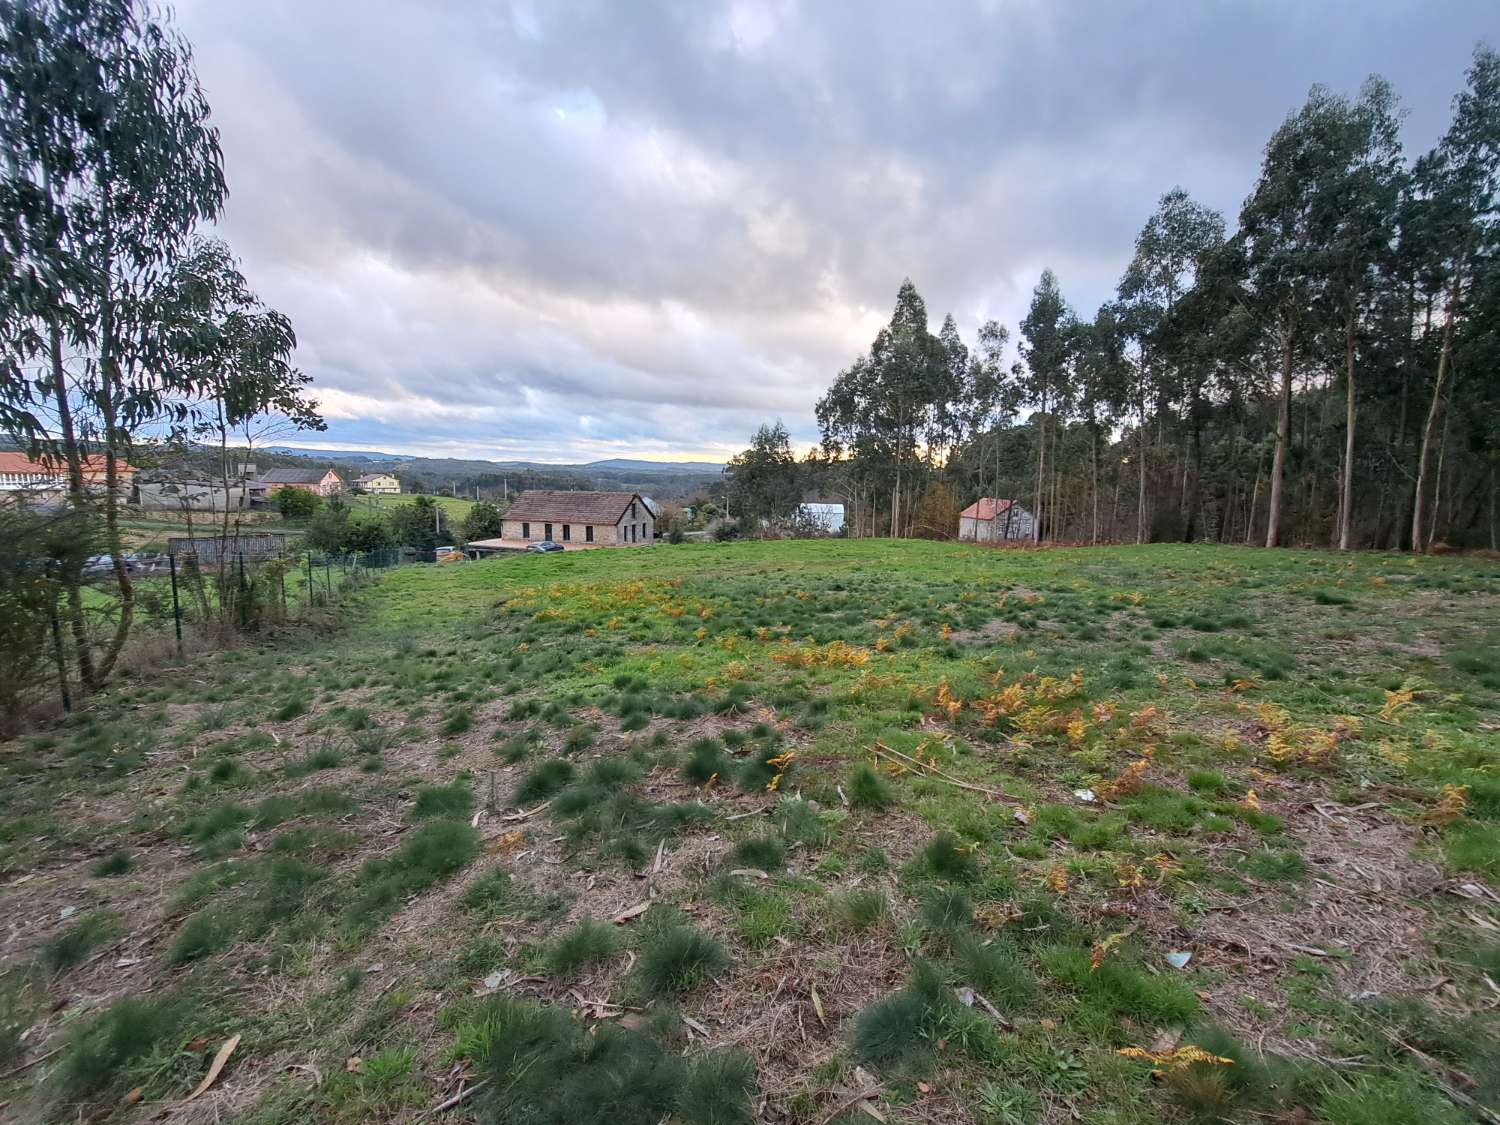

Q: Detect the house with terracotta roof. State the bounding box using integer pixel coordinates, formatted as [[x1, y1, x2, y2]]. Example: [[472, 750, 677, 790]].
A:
[[470, 490, 655, 551], [246, 466, 344, 499], [0, 451, 135, 497], [958, 497, 1035, 542]]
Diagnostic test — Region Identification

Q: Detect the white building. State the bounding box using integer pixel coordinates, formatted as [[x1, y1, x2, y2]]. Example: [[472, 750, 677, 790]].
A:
[[958, 498, 1035, 542]]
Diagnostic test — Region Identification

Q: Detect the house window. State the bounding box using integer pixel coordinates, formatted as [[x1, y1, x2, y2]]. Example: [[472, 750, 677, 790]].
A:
[[544, 523, 553, 541], [585, 526, 594, 543], [562, 524, 570, 541], [522, 522, 530, 539]]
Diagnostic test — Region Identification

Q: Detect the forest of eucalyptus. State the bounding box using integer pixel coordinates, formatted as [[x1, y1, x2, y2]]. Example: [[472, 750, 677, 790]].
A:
[[755, 48, 1500, 551]]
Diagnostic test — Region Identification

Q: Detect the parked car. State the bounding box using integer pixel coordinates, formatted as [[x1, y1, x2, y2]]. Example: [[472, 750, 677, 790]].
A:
[[82, 554, 135, 577], [433, 546, 464, 563], [527, 541, 565, 553]]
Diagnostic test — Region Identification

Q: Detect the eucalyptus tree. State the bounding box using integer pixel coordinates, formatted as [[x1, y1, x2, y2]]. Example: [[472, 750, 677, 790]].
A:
[[1408, 46, 1500, 551], [1118, 188, 1225, 543], [162, 237, 321, 553], [1018, 269, 1074, 541], [726, 420, 802, 530], [816, 280, 951, 537]]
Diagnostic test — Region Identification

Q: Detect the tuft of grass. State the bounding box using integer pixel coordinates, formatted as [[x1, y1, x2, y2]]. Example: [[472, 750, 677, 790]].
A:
[[833, 888, 888, 933], [732, 836, 785, 872], [851, 960, 953, 1071], [681, 738, 730, 785], [633, 924, 730, 995], [346, 820, 481, 930], [460, 996, 756, 1125], [677, 1049, 757, 1125], [543, 918, 619, 977], [953, 934, 1039, 1013], [58, 994, 192, 1097], [847, 762, 894, 809], [42, 911, 122, 973], [920, 831, 979, 882], [91, 850, 134, 877], [515, 758, 576, 805], [919, 886, 973, 932], [442, 707, 474, 735], [1241, 848, 1307, 881], [283, 745, 343, 778], [412, 779, 476, 820], [1319, 1071, 1466, 1125], [1039, 941, 1199, 1025]]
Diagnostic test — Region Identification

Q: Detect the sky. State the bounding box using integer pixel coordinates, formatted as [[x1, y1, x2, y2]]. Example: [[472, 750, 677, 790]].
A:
[[174, 1, 1496, 464]]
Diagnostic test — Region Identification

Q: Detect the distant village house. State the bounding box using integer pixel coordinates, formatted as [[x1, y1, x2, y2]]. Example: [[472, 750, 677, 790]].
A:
[[958, 498, 1036, 542], [246, 466, 344, 500], [353, 472, 401, 495], [468, 490, 655, 552], [137, 473, 250, 513], [0, 451, 135, 500]]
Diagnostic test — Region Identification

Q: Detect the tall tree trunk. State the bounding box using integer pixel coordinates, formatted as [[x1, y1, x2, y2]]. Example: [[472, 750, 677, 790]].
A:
[[1135, 394, 1148, 545], [1184, 384, 1203, 543], [1032, 401, 1046, 543], [1246, 451, 1264, 547], [1412, 271, 1459, 552], [1427, 369, 1456, 550], [1338, 313, 1357, 550], [48, 319, 98, 693], [1266, 318, 1294, 548], [1090, 421, 1099, 545]]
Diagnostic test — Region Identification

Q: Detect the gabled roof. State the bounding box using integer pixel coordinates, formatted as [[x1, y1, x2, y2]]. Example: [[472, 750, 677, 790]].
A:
[[258, 467, 338, 485], [0, 451, 133, 475], [959, 498, 1020, 521], [504, 490, 645, 524], [355, 472, 396, 482]]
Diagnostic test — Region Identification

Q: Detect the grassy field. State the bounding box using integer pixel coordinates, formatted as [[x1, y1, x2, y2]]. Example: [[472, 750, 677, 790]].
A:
[[349, 492, 477, 522], [2, 540, 1497, 1124]]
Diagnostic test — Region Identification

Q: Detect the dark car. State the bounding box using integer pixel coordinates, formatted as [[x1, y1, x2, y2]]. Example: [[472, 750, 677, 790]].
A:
[[526, 541, 565, 553]]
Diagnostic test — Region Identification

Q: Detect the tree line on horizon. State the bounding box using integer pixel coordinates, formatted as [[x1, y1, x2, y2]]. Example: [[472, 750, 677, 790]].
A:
[[731, 47, 1499, 552]]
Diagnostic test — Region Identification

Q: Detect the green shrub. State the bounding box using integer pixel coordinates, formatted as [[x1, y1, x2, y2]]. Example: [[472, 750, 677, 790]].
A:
[[677, 1049, 757, 1125], [919, 886, 973, 932], [851, 961, 952, 1071]]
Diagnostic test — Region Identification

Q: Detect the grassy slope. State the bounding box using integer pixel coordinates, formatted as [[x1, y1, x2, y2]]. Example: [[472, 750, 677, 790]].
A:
[[1, 540, 1497, 1124], [349, 492, 476, 522]]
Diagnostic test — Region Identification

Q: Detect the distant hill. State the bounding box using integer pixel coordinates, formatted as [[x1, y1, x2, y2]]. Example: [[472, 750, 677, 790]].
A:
[[262, 448, 723, 474], [583, 458, 724, 474]]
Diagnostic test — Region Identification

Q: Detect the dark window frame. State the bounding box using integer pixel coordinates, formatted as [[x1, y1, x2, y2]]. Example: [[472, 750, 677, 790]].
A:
[[585, 525, 594, 543], [562, 524, 570, 541], [544, 522, 553, 542], [521, 522, 530, 539]]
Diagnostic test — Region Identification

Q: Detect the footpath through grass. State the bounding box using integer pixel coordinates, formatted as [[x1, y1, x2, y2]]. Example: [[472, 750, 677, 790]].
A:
[[1, 539, 1497, 1124]]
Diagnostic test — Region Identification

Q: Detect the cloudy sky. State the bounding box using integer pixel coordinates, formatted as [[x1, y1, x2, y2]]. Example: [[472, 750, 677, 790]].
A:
[[175, 1, 1494, 464]]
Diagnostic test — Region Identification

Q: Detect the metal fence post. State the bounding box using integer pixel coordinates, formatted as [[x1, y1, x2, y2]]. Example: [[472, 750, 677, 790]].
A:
[[168, 550, 183, 655]]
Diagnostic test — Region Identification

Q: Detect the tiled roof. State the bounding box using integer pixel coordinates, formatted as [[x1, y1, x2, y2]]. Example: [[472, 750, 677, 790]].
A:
[[959, 498, 1017, 520], [0, 451, 132, 474], [257, 467, 337, 484], [503, 490, 643, 524]]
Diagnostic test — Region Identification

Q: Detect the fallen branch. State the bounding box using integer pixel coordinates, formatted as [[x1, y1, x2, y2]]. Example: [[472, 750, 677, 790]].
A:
[[873, 742, 1020, 802], [0, 1045, 60, 1081], [429, 1078, 489, 1114]]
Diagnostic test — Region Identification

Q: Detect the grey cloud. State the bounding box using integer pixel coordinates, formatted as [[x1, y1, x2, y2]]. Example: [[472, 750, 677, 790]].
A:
[[176, 0, 1495, 459]]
